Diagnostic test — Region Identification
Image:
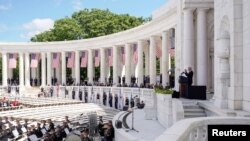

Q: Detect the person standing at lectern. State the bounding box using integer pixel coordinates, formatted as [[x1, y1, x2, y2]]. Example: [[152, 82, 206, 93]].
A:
[[184, 67, 193, 86]]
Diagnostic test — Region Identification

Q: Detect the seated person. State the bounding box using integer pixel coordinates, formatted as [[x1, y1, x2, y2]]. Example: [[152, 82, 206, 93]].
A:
[[34, 123, 43, 138], [137, 101, 145, 109], [81, 130, 92, 141]]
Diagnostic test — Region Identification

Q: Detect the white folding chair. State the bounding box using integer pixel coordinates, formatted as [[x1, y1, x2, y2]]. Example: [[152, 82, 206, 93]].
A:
[[29, 134, 41, 141]]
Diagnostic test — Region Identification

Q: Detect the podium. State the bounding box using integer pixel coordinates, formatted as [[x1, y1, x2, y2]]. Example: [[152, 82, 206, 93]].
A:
[[178, 75, 188, 98]]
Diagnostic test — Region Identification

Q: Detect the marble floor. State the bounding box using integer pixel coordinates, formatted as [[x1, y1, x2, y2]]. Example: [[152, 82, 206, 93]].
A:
[[126, 109, 165, 141]]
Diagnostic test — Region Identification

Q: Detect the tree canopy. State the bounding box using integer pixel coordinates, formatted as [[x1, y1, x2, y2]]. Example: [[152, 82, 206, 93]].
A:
[[31, 9, 149, 42]]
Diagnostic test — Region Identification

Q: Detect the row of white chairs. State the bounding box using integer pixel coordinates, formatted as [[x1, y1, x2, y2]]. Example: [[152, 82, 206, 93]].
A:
[[0, 103, 119, 122]]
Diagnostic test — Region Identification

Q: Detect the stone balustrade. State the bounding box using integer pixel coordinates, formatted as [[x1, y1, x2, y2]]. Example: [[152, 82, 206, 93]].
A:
[[154, 117, 250, 141]]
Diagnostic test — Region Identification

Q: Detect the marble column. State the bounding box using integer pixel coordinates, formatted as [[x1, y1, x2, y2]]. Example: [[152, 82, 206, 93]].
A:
[[100, 48, 106, 83], [162, 31, 170, 87], [41, 52, 46, 86], [149, 36, 157, 84], [19, 53, 24, 87], [197, 9, 208, 85], [75, 51, 80, 84], [183, 9, 195, 69], [61, 52, 66, 85], [2, 52, 8, 86], [7, 54, 13, 79], [144, 45, 149, 76], [47, 52, 52, 85], [113, 46, 118, 85], [25, 53, 30, 86], [56, 61, 61, 84], [137, 40, 144, 85], [87, 49, 94, 83], [125, 43, 131, 85]]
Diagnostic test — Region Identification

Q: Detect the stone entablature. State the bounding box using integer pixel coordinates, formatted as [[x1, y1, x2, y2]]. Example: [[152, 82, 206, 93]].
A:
[[182, 0, 214, 10]]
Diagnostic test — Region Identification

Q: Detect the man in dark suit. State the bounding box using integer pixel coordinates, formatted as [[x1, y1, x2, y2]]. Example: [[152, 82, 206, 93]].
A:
[[72, 89, 75, 99], [109, 92, 113, 107], [79, 90, 82, 101], [34, 78, 38, 86], [114, 94, 118, 109], [103, 92, 107, 105], [84, 90, 88, 103], [184, 67, 193, 86], [50, 87, 53, 97]]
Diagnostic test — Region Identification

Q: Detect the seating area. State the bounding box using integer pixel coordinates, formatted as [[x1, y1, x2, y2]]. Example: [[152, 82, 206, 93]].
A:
[[0, 100, 119, 141], [1, 93, 83, 108], [0, 103, 119, 122], [16, 97, 83, 108]]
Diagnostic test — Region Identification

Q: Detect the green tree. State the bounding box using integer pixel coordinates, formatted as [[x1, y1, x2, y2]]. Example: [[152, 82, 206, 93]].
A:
[[30, 8, 148, 81], [31, 9, 147, 42]]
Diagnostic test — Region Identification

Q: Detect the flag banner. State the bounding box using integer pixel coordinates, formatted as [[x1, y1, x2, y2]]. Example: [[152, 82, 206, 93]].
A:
[[121, 47, 125, 65], [169, 48, 175, 57], [133, 44, 138, 64], [108, 49, 113, 67], [30, 53, 39, 68], [67, 52, 75, 68], [94, 50, 100, 67], [170, 29, 175, 49], [81, 51, 88, 68], [8, 53, 17, 69], [52, 53, 60, 68], [156, 43, 162, 58]]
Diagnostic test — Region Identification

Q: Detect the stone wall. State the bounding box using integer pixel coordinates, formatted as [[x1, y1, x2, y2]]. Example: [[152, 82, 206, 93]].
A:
[[156, 94, 172, 128], [156, 94, 184, 128], [214, 0, 245, 111], [243, 0, 250, 112]]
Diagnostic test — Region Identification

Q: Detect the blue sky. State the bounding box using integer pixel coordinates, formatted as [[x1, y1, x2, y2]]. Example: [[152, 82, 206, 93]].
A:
[[0, 0, 167, 42]]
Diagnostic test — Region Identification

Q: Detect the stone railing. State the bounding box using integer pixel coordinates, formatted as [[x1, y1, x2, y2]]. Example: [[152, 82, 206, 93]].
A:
[[154, 117, 250, 141], [0, 86, 20, 96], [43, 86, 155, 109]]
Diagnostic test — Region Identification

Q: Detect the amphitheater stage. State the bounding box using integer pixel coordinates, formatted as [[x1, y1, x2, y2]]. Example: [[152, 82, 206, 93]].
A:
[[126, 109, 165, 141]]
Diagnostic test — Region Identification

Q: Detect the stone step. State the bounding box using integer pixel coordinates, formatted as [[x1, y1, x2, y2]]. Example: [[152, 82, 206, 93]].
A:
[[184, 112, 206, 117], [184, 115, 207, 118], [183, 105, 201, 109], [182, 101, 197, 104], [182, 100, 207, 118], [184, 108, 204, 113]]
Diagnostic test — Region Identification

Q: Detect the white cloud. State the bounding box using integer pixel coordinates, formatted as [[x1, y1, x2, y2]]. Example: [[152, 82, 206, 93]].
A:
[[20, 18, 54, 39], [0, 3, 11, 11], [72, 0, 82, 11]]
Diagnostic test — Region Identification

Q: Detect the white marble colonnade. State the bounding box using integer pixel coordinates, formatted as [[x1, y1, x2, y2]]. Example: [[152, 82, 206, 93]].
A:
[[2, 31, 174, 87], [1, 29, 174, 88]]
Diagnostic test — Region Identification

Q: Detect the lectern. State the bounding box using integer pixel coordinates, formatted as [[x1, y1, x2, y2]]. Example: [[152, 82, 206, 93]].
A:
[[178, 75, 188, 98]]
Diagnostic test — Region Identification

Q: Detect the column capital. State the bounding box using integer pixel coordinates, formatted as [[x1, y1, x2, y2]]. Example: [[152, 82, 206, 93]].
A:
[[150, 35, 161, 39], [162, 31, 169, 36], [137, 39, 147, 43], [197, 8, 209, 12], [183, 8, 195, 14]]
